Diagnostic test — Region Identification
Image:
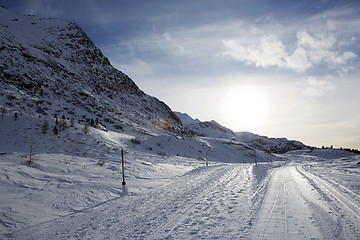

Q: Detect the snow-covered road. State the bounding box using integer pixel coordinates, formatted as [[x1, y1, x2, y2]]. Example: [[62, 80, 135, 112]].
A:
[[251, 163, 360, 240], [4, 161, 360, 239], [7, 164, 270, 239], [251, 165, 323, 239]]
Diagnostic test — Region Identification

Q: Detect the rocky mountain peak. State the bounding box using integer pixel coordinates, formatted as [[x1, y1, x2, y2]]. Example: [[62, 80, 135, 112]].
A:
[[0, 8, 183, 135]]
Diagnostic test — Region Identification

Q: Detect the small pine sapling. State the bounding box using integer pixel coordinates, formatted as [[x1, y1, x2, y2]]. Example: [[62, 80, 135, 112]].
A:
[[1, 107, 6, 119], [70, 118, 75, 127], [42, 120, 49, 134], [27, 145, 34, 165], [83, 123, 89, 134], [59, 118, 67, 130], [53, 126, 59, 135]]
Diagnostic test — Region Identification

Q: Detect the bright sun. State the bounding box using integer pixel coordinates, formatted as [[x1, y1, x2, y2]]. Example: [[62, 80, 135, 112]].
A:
[[223, 86, 269, 131]]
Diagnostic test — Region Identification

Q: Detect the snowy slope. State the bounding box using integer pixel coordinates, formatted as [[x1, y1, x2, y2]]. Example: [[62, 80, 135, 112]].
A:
[[1, 140, 359, 239], [235, 131, 308, 154], [0, 108, 276, 237], [0, 7, 183, 135], [175, 111, 235, 139], [175, 111, 308, 153]]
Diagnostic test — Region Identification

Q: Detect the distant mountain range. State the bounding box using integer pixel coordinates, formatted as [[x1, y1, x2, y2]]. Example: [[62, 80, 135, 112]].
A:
[[175, 112, 307, 153], [0, 7, 307, 153]]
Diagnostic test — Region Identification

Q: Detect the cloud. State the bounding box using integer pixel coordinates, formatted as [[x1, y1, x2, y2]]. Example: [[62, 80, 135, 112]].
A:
[[285, 47, 311, 72], [222, 35, 287, 69], [114, 59, 153, 76], [338, 36, 357, 46], [222, 30, 357, 72], [24, 0, 62, 18], [301, 76, 335, 97], [162, 32, 185, 55], [296, 30, 336, 50], [296, 30, 357, 66]]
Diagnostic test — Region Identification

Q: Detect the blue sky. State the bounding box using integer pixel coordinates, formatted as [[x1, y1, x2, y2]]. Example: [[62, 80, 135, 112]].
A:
[[2, 0, 360, 148]]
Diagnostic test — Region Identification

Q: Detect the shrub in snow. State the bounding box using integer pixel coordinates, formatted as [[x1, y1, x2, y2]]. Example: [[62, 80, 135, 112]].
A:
[[59, 118, 67, 130], [53, 126, 59, 135], [130, 138, 141, 144], [42, 120, 49, 134], [1, 107, 6, 118], [114, 124, 123, 130], [27, 145, 34, 165], [83, 123, 89, 134], [97, 159, 106, 166], [70, 118, 75, 127]]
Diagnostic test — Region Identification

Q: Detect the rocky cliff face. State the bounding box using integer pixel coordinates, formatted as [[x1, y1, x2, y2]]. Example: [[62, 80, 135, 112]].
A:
[[0, 7, 182, 134]]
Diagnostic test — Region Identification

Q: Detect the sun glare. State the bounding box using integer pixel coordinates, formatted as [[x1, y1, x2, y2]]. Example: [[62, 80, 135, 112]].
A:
[[223, 86, 269, 131]]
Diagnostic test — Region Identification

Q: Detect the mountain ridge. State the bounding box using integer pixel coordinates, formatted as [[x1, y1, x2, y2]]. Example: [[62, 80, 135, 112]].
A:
[[0, 7, 183, 135], [175, 111, 308, 153]]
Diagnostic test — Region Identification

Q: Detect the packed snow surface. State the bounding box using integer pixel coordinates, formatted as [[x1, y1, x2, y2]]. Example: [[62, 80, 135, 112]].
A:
[[0, 118, 359, 239]]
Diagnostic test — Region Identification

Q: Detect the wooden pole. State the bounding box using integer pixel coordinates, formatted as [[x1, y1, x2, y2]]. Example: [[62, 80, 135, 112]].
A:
[[206, 153, 208, 166], [28, 144, 33, 165], [121, 149, 126, 185], [254, 149, 257, 166]]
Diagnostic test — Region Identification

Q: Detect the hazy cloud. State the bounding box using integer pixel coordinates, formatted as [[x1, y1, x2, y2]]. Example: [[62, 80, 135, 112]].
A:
[[162, 32, 185, 55], [222, 30, 356, 72], [24, 0, 62, 18], [222, 35, 287, 69], [338, 36, 357, 46], [301, 76, 335, 97]]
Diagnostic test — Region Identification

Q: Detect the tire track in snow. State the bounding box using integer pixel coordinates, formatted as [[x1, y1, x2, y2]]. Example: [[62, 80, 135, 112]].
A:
[[146, 166, 235, 239], [147, 165, 254, 239], [298, 166, 360, 219], [251, 165, 322, 240], [8, 164, 254, 239], [297, 166, 360, 239], [8, 163, 274, 240]]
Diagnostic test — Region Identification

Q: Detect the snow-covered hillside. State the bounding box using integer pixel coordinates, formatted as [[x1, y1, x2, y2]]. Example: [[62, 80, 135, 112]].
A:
[[175, 111, 308, 153], [1, 122, 359, 239], [235, 131, 307, 154], [0, 107, 275, 237], [0, 7, 183, 135]]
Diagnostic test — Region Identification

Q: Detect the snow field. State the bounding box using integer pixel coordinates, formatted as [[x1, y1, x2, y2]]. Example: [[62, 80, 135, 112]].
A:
[[1, 113, 359, 239], [7, 164, 275, 239]]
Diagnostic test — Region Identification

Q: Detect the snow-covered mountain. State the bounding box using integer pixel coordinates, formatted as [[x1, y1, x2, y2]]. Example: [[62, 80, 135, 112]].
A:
[[175, 112, 235, 139], [175, 111, 308, 153], [235, 131, 307, 154], [0, 6, 309, 155], [0, 7, 183, 135]]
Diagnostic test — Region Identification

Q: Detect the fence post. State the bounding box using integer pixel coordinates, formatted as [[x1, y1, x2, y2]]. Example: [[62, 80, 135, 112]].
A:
[[206, 153, 208, 166], [121, 149, 126, 185], [28, 144, 33, 165], [254, 149, 257, 166]]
